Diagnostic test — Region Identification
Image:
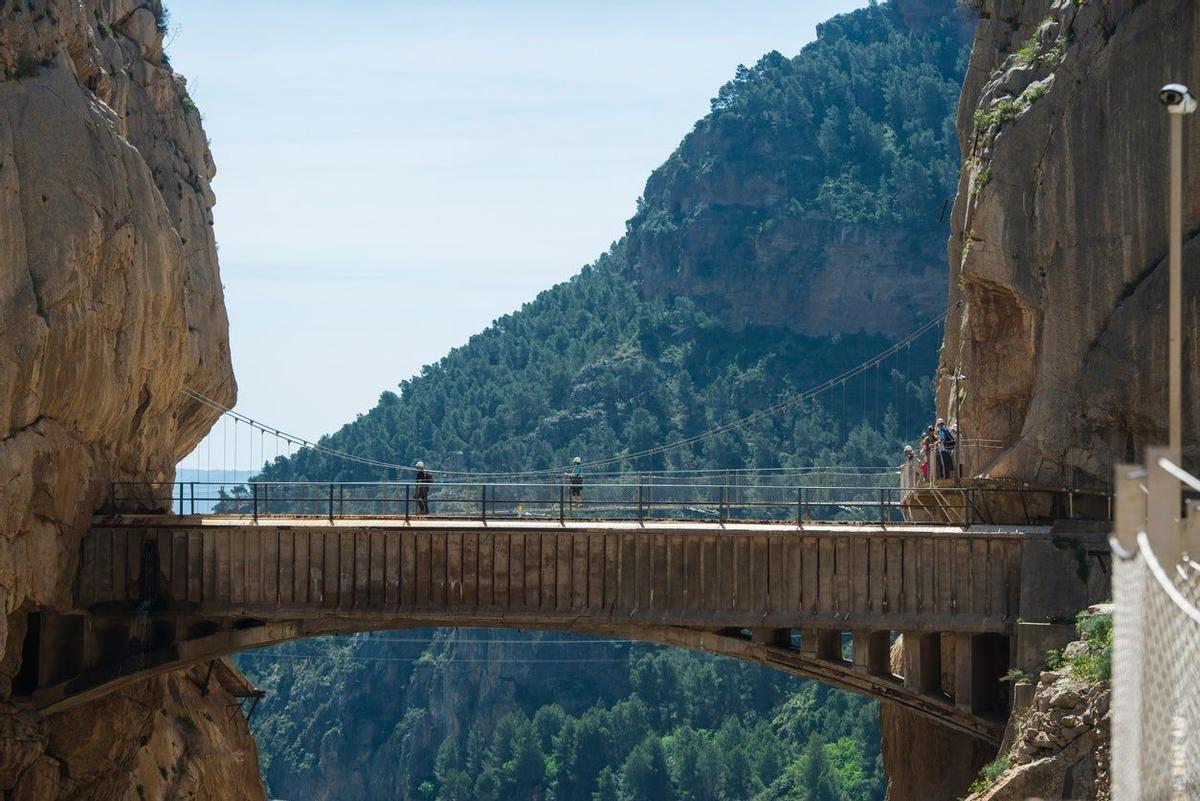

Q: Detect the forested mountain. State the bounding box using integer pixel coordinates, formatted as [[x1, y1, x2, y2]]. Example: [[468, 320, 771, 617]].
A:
[[239, 2, 969, 799]]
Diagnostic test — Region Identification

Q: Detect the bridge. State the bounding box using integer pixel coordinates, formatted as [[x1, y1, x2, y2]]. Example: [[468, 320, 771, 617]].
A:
[[12, 481, 1112, 745]]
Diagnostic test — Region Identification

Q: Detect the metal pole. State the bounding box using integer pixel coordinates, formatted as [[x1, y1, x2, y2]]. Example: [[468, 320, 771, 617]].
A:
[[796, 487, 802, 527], [482, 484, 488, 522], [328, 484, 334, 523], [405, 484, 410, 522], [190, 482, 195, 516], [252, 483, 259, 523], [338, 485, 345, 517], [880, 488, 887, 525], [1170, 110, 1184, 461], [560, 485, 565, 525], [637, 481, 644, 522]]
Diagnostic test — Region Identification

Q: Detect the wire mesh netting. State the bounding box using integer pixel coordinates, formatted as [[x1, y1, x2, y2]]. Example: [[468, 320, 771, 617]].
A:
[[1112, 533, 1200, 800]]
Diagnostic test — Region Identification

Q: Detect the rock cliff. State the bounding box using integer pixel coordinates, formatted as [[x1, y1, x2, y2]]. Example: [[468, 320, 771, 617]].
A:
[[0, 1, 247, 798], [939, 0, 1200, 487]]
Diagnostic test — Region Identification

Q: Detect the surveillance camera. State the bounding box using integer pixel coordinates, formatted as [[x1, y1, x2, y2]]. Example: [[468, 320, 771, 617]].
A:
[[1160, 83, 1197, 114]]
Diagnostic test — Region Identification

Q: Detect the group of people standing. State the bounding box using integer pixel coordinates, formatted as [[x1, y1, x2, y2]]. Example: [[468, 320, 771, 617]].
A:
[[901, 417, 958, 487]]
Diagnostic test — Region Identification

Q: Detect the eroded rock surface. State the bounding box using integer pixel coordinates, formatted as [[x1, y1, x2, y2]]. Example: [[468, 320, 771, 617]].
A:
[[939, 0, 1200, 486], [0, 1, 246, 797]]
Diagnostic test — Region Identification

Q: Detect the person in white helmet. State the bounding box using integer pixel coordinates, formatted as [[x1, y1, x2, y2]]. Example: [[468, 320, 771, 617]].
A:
[[900, 445, 918, 521], [414, 460, 433, 515], [565, 456, 584, 509]]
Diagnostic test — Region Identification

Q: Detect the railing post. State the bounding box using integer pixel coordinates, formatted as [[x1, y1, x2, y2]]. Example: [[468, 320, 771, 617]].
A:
[[328, 484, 334, 523], [252, 483, 259, 523], [1068, 488, 1075, 520], [405, 484, 410, 522], [965, 488, 974, 527], [338, 485, 345, 517], [720, 484, 728, 523], [879, 488, 887, 525], [559, 485, 565, 525], [263, 482, 270, 516], [177, 482, 184, 515], [482, 484, 488, 522], [637, 481, 644, 522], [190, 482, 196, 516], [796, 487, 803, 527]]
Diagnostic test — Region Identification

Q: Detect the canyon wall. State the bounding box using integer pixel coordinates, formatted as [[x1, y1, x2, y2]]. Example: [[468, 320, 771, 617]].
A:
[[0, 1, 249, 798], [939, 0, 1200, 487]]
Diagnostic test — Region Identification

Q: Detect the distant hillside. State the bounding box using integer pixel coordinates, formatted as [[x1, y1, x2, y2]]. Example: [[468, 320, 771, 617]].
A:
[[242, 2, 967, 800], [625, 0, 969, 336]]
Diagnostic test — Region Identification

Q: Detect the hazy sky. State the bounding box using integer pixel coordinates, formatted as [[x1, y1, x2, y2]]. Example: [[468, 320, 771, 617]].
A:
[[168, 0, 866, 449]]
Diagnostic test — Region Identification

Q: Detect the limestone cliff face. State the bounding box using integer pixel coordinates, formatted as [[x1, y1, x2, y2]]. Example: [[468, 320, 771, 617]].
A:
[[939, 0, 1200, 487], [0, 1, 247, 798]]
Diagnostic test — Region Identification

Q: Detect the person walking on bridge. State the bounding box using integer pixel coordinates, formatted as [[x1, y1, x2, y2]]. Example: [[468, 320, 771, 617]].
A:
[[414, 461, 433, 515], [565, 457, 584, 510], [920, 425, 936, 483]]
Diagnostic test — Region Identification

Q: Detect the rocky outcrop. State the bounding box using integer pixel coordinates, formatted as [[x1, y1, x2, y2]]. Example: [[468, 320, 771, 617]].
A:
[[0, 1, 244, 797], [939, 0, 1200, 487], [0, 0, 234, 648], [4, 662, 265, 801], [964, 659, 1110, 800]]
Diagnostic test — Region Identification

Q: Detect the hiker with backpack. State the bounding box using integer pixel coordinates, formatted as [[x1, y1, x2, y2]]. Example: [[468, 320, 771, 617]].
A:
[[935, 418, 956, 481]]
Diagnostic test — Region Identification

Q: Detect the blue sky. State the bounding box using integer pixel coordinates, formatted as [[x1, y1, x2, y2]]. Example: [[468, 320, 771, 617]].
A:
[[168, 0, 866, 452]]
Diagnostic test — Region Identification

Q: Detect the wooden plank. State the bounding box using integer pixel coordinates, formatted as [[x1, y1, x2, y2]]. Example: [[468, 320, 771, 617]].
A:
[[354, 530, 370, 608], [886, 538, 903, 615], [557, 533, 572, 611], [634, 533, 652, 612], [702, 535, 720, 611], [478, 531, 494, 608], [293, 530, 309, 605], [852, 537, 870, 614], [263, 529, 279, 605], [279, 530, 295, 605], [509, 533, 525, 609], [171, 532, 187, 602], [588, 534, 605, 609], [126, 530, 142, 600], [384, 531, 399, 607], [186, 531, 202, 603], [953, 539, 970, 616], [786, 538, 802, 612], [244, 529, 261, 605], [230, 528, 245, 605], [202, 529, 217, 602], [937, 539, 955, 616], [663, 534, 681, 612], [733, 537, 750, 613], [652, 532, 668, 612], [415, 531, 432, 608], [572, 532, 589, 610], [446, 530, 463, 608], [401, 530, 417, 607], [817, 538, 834, 615], [988, 540, 1006, 618], [322, 530, 338, 609], [802, 537, 818, 613], [970, 538, 989, 616], [79, 533, 97, 606], [718, 536, 735, 613], [869, 538, 886, 614], [605, 533, 620, 611], [156, 531, 172, 601], [110, 530, 126, 602], [834, 538, 851, 614], [216, 530, 231, 604], [308, 530, 323, 606], [540, 533, 557, 611], [921, 539, 937, 615], [524, 531, 540, 609], [1004, 540, 1022, 618], [768, 536, 786, 614], [686, 536, 702, 613], [493, 532, 510, 609], [619, 533, 637, 612]]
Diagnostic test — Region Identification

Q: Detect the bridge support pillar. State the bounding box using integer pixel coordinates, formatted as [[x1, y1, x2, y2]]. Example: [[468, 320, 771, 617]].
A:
[[902, 632, 941, 696], [802, 629, 842, 662], [953, 632, 976, 713], [750, 628, 789, 647], [853, 631, 892, 676]]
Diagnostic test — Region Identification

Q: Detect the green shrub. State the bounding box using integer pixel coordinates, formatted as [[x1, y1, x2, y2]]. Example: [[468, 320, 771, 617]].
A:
[[967, 755, 1010, 795], [1069, 609, 1113, 682]]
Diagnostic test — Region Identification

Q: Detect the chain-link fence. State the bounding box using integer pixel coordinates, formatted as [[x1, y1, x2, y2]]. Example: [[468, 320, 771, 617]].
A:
[[1112, 453, 1200, 800]]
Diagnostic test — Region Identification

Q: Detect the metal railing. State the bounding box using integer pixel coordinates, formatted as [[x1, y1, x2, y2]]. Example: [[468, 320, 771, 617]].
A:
[[104, 478, 1112, 526]]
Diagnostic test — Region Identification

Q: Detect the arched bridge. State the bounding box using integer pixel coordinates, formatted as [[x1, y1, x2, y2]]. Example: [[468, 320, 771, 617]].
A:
[[12, 481, 1112, 744]]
